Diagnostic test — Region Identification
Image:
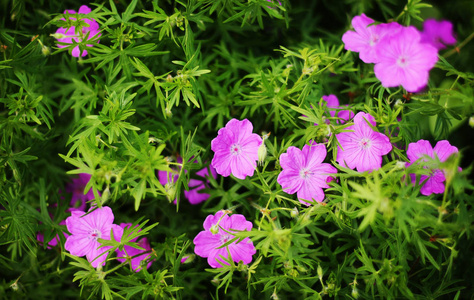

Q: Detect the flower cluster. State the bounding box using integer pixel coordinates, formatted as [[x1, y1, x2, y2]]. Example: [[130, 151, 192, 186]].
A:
[[342, 14, 456, 92], [193, 211, 256, 268], [54, 5, 101, 57]]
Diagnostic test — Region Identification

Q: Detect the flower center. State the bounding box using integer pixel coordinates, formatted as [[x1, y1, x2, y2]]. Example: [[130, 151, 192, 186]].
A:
[[369, 34, 379, 46], [397, 55, 409, 67], [359, 138, 371, 149], [88, 229, 101, 240], [220, 234, 233, 244], [230, 143, 242, 156], [299, 168, 313, 179]]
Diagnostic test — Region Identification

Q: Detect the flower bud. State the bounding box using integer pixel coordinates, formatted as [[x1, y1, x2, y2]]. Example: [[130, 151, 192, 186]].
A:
[[50, 33, 67, 39], [210, 224, 219, 235], [165, 182, 176, 203], [290, 207, 299, 218], [317, 264, 323, 281], [181, 254, 195, 264], [257, 143, 267, 166], [42, 45, 51, 56], [101, 187, 110, 205], [165, 106, 173, 118], [394, 99, 404, 110], [351, 287, 359, 299], [395, 160, 406, 169], [469, 116, 474, 128]]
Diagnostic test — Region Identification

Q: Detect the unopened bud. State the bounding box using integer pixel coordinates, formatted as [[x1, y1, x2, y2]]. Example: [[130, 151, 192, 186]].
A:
[[394, 99, 404, 110], [351, 287, 359, 299], [395, 160, 406, 169], [210, 224, 219, 235], [317, 264, 323, 281], [180, 254, 195, 264], [469, 116, 474, 128], [290, 207, 299, 218], [101, 187, 110, 205], [165, 182, 176, 203], [50, 33, 67, 40], [42, 45, 51, 56], [257, 143, 267, 166], [165, 106, 173, 118]]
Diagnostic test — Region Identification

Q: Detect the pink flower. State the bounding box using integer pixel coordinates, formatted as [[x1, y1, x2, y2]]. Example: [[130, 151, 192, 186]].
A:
[[184, 165, 218, 204], [65, 206, 123, 268], [211, 119, 263, 179], [65, 173, 98, 212], [277, 142, 337, 205], [322, 95, 354, 124], [420, 19, 456, 50], [193, 211, 256, 268], [158, 158, 217, 205], [266, 0, 282, 7], [406, 140, 459, 196], [342, 14, 401, 63], [37, 220, 69, 249], [115, 223, 153, 272], [336, 112, 392, 172], [55, 5, 101, 57], [373, 26, 438, 92]]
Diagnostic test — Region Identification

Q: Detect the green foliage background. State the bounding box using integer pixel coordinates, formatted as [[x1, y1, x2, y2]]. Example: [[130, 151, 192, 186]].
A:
[[1, 0, 473, 299]]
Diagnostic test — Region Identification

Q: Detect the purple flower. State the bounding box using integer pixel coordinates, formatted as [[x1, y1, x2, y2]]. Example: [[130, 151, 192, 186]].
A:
[[322, 95, 354, 124], [211, 119, 263, 179], [373, 26, 438, 92], [158, 158, 217, 205], [65, 206, 123, 268], [193, 211, 256, 268], [37, 220, 69, 249], [158, 159, 180, 202], [277, 142, 337, 205], [266, 0, 282, 7], [184, 165, 218, 204], [116, 223, 153, 272], [336, 112, 392, 172], [55, 5, 101, 57], [420, 19, 456, 50], [65, 173, 98, 212], [342, 14, 402, 63], [406, 140, 459, 196]]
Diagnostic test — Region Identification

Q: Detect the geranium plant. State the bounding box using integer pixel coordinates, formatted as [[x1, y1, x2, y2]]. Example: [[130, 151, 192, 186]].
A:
[[1, 0, 473, 299]]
